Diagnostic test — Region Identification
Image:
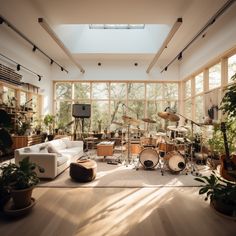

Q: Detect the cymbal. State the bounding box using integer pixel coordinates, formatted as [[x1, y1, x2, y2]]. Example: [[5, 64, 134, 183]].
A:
[[158, 112, 179, 122], [157, 112, 169, 120], [168, 113, 180, 122], [141, 118, 156, 123], [112, 121, 123, 126], [122, 115, 140, 125], [167, 126, 188, 133], [156, 132, 167, 136]]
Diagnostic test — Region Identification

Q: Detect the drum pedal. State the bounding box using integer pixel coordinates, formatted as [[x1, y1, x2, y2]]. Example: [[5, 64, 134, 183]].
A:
[[107, 161, 118, 165]]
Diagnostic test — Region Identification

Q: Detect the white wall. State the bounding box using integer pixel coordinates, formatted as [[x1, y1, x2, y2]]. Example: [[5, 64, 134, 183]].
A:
[[51, 58, 180, 81], [179, 4, 236, 79], [0, 26, 53, 114]]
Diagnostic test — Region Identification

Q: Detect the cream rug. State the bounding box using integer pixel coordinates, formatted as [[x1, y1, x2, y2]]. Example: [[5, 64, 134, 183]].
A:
[[38, 156, 211, 188]]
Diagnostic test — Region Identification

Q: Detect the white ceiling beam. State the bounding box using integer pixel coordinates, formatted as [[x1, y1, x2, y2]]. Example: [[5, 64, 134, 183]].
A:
[[146, 18, 182, 73], [38, 18, 85, 74]]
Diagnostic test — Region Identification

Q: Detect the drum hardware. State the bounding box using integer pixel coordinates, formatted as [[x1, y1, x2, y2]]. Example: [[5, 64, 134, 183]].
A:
[[172, 113, 203, 176]]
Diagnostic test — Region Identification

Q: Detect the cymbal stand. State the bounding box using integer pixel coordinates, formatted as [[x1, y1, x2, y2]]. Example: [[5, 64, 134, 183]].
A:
[[187, 121, 201, 176], [176, 113, 201, 176]]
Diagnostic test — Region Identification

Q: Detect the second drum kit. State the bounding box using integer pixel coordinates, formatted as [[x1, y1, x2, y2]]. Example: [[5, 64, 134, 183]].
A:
[[117, 111, 199, 176]]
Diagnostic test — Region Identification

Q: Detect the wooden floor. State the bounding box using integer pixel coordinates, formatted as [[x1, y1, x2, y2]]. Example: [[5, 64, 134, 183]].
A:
[[0, 187, 235, 236]]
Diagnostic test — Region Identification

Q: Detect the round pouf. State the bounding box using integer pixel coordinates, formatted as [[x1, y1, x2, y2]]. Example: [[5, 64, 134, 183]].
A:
[[70, 159, 97, 182]]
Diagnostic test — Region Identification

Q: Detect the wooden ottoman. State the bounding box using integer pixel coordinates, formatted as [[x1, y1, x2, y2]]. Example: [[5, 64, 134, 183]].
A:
[[70, 159, 97, 182]]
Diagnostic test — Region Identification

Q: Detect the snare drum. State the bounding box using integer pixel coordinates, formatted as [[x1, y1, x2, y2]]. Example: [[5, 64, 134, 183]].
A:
[[139, 148, 159, 169], [165, 151, 186, 173], [140, 137, 158, 148]]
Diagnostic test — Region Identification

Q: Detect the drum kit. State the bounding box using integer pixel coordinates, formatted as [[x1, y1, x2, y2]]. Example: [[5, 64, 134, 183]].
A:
[[111, 110, 202, 176]]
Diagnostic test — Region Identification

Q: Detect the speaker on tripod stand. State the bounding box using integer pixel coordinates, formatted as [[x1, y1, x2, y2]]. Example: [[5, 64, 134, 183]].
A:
[[72, 104, 91, 140]]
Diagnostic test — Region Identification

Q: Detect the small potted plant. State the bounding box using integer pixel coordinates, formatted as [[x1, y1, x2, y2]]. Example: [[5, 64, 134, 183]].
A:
[[195, 171, 236, 217], [0, 157, 44, 209]]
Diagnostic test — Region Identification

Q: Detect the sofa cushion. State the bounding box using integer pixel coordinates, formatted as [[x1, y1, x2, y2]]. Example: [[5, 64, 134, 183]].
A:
[[60, 147, 82, 156], [39, 144, 48, 153], [24, 146, 39, 153], [49, 139, 67, 150], [57, 156, 68, 167], [47, 144, 62, 156], [62, 138, 73, 148]]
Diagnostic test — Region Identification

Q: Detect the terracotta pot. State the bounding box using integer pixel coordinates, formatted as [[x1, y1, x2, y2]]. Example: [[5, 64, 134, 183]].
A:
[[11, 187, 33, 209]]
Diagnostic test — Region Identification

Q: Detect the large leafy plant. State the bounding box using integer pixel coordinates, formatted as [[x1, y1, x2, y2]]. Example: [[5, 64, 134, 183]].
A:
[[195, 172, 236, 206], [0, 157, 44, 190], [220, 72, 236, 118], [208, 117, 236, 155]]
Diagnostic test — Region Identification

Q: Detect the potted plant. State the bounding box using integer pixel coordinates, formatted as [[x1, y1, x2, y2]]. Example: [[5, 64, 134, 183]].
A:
[[195, 172, 236, 217], [43, 114, 55, 141], [0, 157, 44, 209]]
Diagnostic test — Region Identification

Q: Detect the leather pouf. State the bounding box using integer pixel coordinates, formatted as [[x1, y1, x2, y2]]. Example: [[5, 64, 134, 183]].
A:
[[70, 159, 97, 182]]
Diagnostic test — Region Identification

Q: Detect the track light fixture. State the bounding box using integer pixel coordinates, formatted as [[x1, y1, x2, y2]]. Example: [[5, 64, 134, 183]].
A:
[[61, 67, 64, 71], [160, 0, 235, 73], [38, 17, 84, 73], [177, 52, 183, 61], [164, 67, 168, 71], [98, 62, 101, 66], [32, 45, 37, 52], [134, 62, 138, 66], [50, 59, 54, 65], [0, 15, 68, 73], [0, 53, 42, 82]]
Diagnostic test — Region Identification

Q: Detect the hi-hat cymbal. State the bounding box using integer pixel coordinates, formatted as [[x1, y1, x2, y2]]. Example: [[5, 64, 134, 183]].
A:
[[141, 118, 156, 123], [122, 115, 140, 125], [156, 132, 167, 136], [158, 112, 180, 122]]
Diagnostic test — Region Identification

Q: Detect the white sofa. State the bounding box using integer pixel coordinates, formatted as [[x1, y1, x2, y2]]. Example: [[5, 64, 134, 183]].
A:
[[14, 137, 84, 179]]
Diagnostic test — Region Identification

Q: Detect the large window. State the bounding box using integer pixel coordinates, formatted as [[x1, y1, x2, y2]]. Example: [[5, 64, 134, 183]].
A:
[[209, 63, 221, 90], [195, 95, 204, 123], [228, 54, 236, 83], [54, 81, 179, 133], [195, 73, 203, 94], [185, 80, 191, 98]]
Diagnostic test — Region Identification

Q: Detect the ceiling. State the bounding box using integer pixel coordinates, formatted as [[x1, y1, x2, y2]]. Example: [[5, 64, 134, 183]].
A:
[[0, 0, 231, 68]]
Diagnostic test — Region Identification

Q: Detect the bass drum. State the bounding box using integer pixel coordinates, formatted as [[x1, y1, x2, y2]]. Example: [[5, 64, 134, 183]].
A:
[[165, 151, 186, 173], [139, 148, 159, 169]]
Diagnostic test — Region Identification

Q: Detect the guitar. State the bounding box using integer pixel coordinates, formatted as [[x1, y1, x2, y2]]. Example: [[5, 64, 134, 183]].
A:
[[220, 122, 236, 182]]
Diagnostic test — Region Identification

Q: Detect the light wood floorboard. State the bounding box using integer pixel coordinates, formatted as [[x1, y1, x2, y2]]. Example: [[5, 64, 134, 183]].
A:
[[0, 187, 235, 236]]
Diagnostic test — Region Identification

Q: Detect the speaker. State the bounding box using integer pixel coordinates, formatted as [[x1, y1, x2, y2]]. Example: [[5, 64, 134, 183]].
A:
[[72, 104, 91, 118]]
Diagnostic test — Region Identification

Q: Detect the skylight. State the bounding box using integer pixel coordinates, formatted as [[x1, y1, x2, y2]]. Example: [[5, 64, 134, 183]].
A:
[[89, 24, 145, 29]]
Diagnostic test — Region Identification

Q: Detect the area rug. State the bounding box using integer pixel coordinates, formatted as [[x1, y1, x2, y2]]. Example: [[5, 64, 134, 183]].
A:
[[38, 157, 211, 188]]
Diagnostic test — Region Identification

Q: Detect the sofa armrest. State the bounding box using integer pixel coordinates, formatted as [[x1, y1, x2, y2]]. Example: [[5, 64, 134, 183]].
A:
[[15, 153, 58, 179]]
